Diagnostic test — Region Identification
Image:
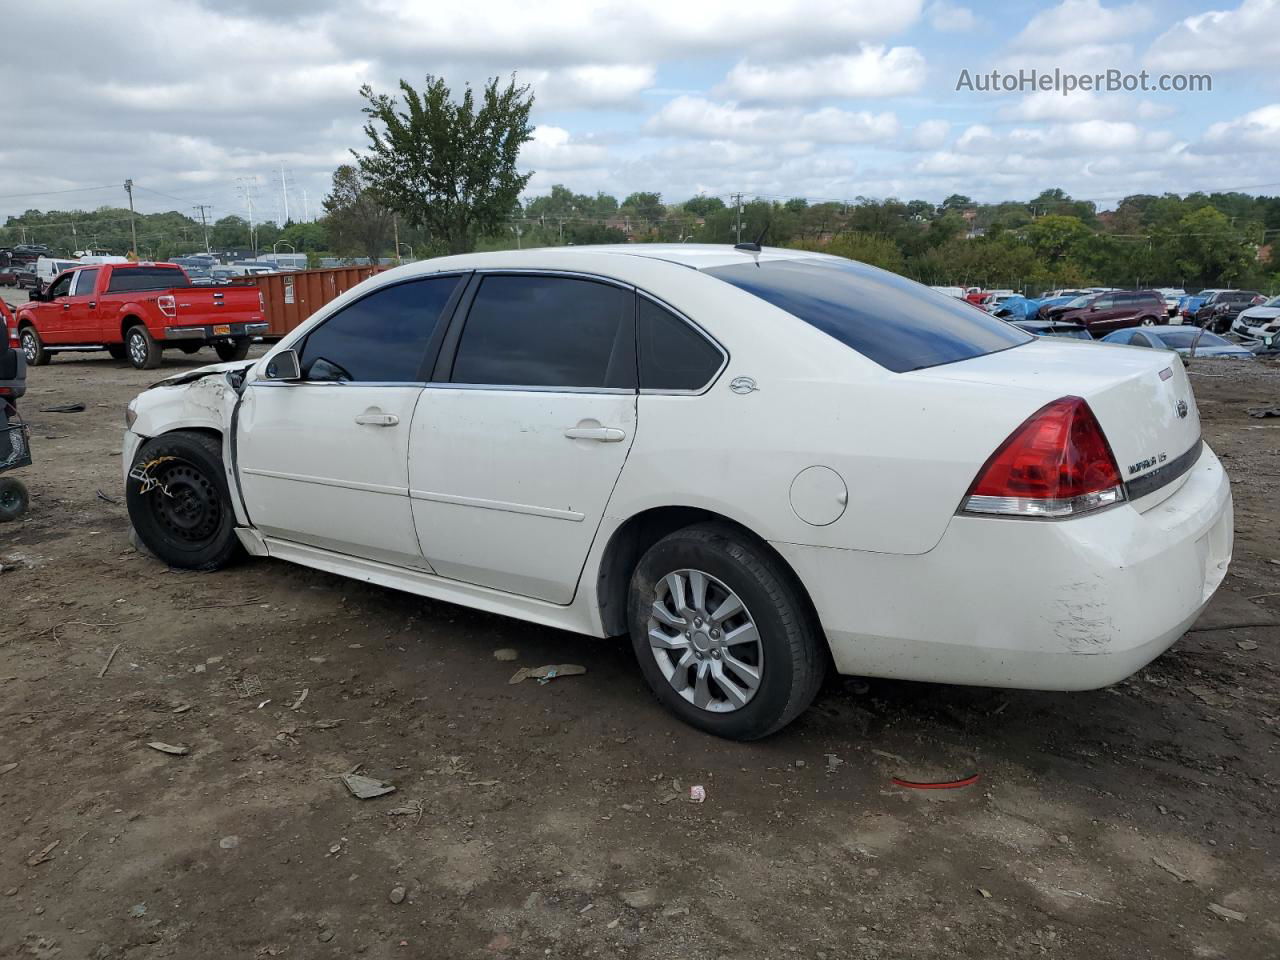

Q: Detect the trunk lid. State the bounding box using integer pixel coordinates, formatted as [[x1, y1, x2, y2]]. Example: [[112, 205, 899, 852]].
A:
[[912, 339, 1202, 511]]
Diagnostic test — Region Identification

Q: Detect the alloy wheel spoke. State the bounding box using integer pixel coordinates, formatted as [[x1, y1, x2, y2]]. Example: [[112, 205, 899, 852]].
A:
[[648, 627, 689, 651], [711, 661, 750, 708], [721, 652, 761, 691], [722, 622, 759, 648], [709, 592, 743, 624], [650, 599, 686, 629], [692, 661, 713, 709], [669, 650, 695, 692], [687, 570, 708, 615], [664, 572, 692, 618]]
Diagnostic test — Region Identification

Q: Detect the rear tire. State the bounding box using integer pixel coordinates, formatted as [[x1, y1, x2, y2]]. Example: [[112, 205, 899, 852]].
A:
[[125, 324, 161, 370], [627, 523, 826, 740], [214, 339, 250, 362], [125, 431, 242, 570], [1140, 316, 1157, 326], [0, 477, 29, 521], [20, 326, 50, 366]]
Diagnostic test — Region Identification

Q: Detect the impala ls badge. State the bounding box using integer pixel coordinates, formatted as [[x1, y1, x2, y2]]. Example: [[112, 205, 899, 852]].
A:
[[1175, 399, 1189, 419], [729, 376, 759, 395]]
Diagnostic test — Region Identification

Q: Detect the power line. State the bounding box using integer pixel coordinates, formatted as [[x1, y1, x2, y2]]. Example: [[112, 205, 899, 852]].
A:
[[0, 184, 118, 202]]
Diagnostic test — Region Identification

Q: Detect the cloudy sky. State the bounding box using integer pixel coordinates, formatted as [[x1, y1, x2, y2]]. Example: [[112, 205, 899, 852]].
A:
[[2, 0, 1278, 225]]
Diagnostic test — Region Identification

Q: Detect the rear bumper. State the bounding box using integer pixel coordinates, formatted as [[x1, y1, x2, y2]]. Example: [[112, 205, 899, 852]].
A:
[[163, 321, 268, 341], [774, 444, 1233, 691]]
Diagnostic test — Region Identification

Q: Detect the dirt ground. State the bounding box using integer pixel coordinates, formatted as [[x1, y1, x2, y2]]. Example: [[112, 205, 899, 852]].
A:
[[2, 326, 1278, 959]]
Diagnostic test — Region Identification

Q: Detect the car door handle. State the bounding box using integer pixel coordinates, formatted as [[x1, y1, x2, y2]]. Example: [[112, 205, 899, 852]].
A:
[[564, 426, 625, 442], [354, 413, 399, 427]]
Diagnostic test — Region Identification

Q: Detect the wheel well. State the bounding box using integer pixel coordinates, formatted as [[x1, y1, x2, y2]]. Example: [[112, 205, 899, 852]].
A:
[[121, 315, 144, 340], [594, 506, 818, 638]]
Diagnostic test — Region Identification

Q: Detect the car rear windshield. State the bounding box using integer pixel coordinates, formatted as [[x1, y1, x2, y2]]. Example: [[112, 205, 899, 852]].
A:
[[106, 266, 190, 293], [703, 257, 1030, 373]]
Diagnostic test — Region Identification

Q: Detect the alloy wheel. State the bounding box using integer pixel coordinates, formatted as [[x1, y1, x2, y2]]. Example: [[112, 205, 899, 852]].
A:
[[128, 331, 148, 366], [21, 330, 36, 363], [647, 568, 764, 713]]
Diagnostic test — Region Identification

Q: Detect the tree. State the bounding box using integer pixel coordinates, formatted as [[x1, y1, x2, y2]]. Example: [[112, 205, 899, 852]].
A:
[[322, 164, 394, 260], [1025, 214, 1092, 263], [622, 192, 665, 224], [682, 195, 725, 217], [354, 74, 534, 254]]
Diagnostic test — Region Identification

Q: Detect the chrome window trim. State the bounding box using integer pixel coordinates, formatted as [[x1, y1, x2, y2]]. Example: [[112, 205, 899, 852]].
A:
[[635, 290, 729, 397], [253, 380, 428, 388], [424, 383, 635, 396]]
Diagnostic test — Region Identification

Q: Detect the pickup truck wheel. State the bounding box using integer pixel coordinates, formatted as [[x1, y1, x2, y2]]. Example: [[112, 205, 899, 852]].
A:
[[106, 344, 127, 361], [20, 327, 50, 366], [215, 339, 251, 362], [628, 523, 826, 740], [126, 432, 243, 570], [125, 324, 161, 370]]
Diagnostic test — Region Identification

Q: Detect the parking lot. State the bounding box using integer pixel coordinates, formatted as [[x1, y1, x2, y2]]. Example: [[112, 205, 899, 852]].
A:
[[2, 342, 1279, 959]]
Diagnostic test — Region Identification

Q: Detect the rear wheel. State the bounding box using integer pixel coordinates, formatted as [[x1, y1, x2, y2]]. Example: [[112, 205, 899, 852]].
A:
[[125, 431, 242, 570], [628, 523, 826, 740], [125, 324, 161, 370], [1140, 316, 1157, 326], [0, 477, 29, 521], [214, 338, 250, 362], [20, 326, 50, 366]]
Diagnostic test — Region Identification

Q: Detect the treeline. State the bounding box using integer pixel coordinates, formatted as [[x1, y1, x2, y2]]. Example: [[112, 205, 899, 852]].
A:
[[6, 183, 1278, 294]]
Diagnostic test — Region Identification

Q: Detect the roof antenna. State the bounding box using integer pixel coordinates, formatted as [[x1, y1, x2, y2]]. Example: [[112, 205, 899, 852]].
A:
[[734, 221, 769, 253]]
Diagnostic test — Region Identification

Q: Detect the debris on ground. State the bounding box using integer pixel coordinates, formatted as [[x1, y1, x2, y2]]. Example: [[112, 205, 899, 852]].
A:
[[27, 840, 59, 866], [232, 675, 263, 698], [824, 753, 844, 773], [1246, 405, 1280, 418], [1187, 684, 1230, 707], [389, 886, 406, 904], [314, 719, 344, 729], [340, 772, 396, 799], [95, 489, 118, 504], [977, 888, 992, 899], [689, 785, 706, 803], [0, 762, 17, 775], [38, 402, 86, 413], [1208, 903, 1247, 922], [289, 687, 308, 710], [891, 773, 980, 790], [1236, 639, 1259, 651], [219, 836, 240, 849], [492, 648, 519, 661], [97, 642, 122, 678], [1152, 856, 1193, 883], [146, 741, 190, 756], [508, 663, 587, 685], [621, 888, 660, 910]]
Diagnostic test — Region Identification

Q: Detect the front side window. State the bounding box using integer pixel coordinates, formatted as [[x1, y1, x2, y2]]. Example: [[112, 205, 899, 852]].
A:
[[451, 275, 635, 389], [704, 258, 1028, 374], [299, 275, 461, 382], [638, 298, 724, 391], [46, 273, 73, 299]]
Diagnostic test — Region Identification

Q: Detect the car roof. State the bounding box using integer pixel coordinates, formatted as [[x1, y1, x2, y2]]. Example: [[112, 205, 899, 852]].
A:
[[419, 244, 837, 272]]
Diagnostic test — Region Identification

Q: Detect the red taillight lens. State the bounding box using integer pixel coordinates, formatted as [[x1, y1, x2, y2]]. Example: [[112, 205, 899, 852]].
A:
[[962, 396, 1125, 519], [157, 294, 176, 318]]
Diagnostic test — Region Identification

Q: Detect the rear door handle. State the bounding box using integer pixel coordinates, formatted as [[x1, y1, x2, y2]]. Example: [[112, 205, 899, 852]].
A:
[[564, 426, 625, 442], [355, 413, 399, 427]]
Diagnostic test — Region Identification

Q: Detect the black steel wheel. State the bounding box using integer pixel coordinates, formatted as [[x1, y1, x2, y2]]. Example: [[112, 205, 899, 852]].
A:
[[0, 477, 29, 521]]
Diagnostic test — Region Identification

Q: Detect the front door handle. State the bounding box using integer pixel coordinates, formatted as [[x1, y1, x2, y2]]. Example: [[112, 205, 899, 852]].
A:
[[355, 412, 399, 427], [565, 426, 625, 442]]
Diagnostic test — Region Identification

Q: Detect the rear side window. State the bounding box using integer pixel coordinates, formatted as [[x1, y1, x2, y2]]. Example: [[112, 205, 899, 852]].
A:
[[451, 275, 635, 389], [638, 298, 724, 391], [299, 275, 461, 382], [107, 267, 191, 293], [704, 258, 1029, 374]]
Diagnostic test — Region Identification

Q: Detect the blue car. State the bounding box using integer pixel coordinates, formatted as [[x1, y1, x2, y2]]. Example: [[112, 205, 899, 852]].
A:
[[1102, 326, 1254, 359]]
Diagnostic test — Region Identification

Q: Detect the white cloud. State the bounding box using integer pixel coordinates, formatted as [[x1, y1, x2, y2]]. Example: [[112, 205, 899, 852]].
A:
[[521, 126, 611, 169], [954, 120, 1171, 156], [1196, 103, 1280, 152], [646, 96, 899, 144], [1013, 0, 1154, 50], [526, 64, 656, 108], [1144, 0, 1280, 71], [910, 119, 952, 148], [1002, 90, 1174, 122], [927, 0, 977, 31], [719, 47, 926, 102]]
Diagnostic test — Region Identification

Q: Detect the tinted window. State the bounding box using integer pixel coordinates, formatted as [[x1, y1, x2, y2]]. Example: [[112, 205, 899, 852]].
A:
[[1129, 332, 1153, 347], [703, 258, 1028, 374], [451, 275, 635, 389], [47, 273, 73, 299], [1093, 296, 1114, 310], [299, 275, 460, 382], [73, 268, 99, 296], [107, 266, 191, 293], [638, 298, 723, 391]]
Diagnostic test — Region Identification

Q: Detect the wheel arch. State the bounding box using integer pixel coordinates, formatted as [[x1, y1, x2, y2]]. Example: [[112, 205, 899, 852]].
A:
[[593, 504, 820, 639], [120, 314, 146, 339]]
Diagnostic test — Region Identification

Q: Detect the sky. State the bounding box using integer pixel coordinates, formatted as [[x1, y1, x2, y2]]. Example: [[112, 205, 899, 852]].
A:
[[2, 0, 1279, 226]]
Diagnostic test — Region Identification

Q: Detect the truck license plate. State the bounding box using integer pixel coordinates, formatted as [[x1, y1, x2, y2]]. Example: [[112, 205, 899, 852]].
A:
[[213, 324, 231, 336]]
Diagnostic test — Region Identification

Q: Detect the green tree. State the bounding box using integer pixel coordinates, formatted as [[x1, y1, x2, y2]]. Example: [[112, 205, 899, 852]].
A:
[[1025, 214, 1092, 263], [322, 164, 394, 260], [355, 74, 534, 254]]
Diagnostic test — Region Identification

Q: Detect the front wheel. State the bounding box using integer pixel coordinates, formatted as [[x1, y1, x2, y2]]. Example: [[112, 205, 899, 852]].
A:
[[0, 477, 29, 521], [214, 339, 250, 362], [628, 523, 826, 740], [20, 327, 50, 366], [125, 431, 242, 570], [125, 324, 161, 370]]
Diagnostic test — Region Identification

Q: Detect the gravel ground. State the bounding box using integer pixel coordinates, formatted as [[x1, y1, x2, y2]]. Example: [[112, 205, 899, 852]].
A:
[[1, 338, 1278, 960]]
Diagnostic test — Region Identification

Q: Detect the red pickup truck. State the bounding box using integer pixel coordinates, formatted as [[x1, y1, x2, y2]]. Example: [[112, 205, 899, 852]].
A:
[[16, 262, 267, 369]]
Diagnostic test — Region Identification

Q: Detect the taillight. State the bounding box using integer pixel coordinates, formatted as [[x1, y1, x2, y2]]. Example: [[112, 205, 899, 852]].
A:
[[961, 396, 1125, 519], [158, 295, 176, 318]]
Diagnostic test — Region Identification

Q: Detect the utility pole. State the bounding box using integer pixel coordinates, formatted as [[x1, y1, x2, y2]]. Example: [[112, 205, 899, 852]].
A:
[[193, 204, 212, 254], [393, 215, 401, 264], [124, 179, 138, 256], [236, 177, 259, 258], [732, 192, 744, 243]]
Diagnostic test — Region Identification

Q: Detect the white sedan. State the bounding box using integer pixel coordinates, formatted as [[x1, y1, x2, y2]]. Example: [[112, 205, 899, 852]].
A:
[[123, 245, 1233, 739]]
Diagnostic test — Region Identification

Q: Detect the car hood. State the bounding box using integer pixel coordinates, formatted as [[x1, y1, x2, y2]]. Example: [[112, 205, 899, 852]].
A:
[[1240, 307, 1280, 320], [150, 359, 255, 389]]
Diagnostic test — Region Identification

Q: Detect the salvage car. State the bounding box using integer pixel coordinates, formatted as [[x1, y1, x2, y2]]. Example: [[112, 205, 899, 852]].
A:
[[122, 245, 1233, 740], [17, 261, 267, 369], [1192, 290, 1265, 333], [1102, 326, 1255, 359], [1043, 289, 1166, 332], [1231, 294, 1280, 344]]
